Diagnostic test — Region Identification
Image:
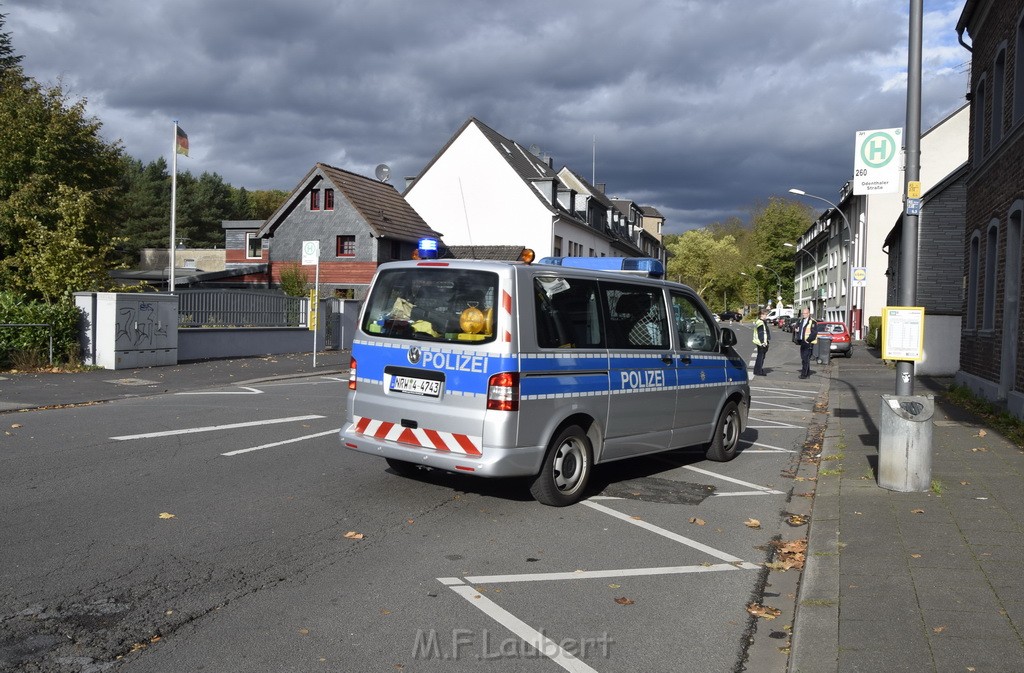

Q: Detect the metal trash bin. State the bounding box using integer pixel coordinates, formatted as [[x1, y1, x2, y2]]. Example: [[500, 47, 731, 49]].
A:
[[814, 334, 832, 365], [878, 394, 934, 492]]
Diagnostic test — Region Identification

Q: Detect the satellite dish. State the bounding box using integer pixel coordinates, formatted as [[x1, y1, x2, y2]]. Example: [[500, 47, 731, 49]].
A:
[[375, 163, 391, 182]]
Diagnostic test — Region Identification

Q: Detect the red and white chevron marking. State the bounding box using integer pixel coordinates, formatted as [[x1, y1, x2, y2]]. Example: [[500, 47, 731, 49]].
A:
[[501, 289, 513, 342], [353, 416, 482, 456]]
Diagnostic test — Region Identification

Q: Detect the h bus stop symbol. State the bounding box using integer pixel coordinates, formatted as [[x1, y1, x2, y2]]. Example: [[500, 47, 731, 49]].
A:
[[854, 127, 901, 195]]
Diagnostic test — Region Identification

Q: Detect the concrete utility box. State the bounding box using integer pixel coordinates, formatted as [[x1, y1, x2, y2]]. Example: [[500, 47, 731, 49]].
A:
[[76, 293, 178, 369], [878, 394, 934, 492]]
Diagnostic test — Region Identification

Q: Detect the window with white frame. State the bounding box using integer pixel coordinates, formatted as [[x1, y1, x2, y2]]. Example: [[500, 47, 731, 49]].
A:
[[245, 232, 262, 259]]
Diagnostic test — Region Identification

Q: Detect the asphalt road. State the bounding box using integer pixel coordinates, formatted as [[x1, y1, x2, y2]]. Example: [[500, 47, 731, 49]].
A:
[[1, 325, 826, 672]]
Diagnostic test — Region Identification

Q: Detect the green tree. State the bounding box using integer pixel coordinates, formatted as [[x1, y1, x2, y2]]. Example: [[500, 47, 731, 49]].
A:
[[5, 185, 127, 303], [0, 69, 124, 299], [748, 197, 814, 304], [665, 229, 744, 307], [0, 7, 24, 76], [249, 189, 289, 219]]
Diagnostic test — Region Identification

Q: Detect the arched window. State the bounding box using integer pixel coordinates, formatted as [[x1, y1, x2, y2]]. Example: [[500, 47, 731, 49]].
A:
[[967, 233, 980, 330], [974, 76, 988, 159], [983, 221, 999, 329], [1015, 11, 1024, 123], [993, 46, 1006, 145]]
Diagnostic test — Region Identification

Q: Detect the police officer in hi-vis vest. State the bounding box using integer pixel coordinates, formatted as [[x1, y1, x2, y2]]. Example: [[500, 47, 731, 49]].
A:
[[794, 307, 818, 379], [752, 309, 770, 376]]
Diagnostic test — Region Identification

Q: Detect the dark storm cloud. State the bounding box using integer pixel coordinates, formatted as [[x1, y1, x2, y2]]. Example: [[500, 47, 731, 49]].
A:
[[5, 0, 970, 232]]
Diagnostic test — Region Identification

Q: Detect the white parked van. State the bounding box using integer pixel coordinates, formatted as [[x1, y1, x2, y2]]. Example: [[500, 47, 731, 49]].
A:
[[340, 254, 751, 506], [766, 306, 794, 324]]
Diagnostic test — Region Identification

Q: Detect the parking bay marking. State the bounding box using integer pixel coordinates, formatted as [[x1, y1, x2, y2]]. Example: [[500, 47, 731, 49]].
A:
[[221, 429, 339, 456], [110, 415, 325, 441], [436, 497, 761, 672], [681, 465, 785, 496]]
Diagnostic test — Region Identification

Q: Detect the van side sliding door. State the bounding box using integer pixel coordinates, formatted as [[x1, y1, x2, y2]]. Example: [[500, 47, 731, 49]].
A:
[[669, 292, 725, 448], [600, 282, 675, 459]]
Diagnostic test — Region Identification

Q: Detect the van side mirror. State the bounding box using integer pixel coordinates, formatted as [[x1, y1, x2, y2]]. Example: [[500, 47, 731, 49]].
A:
[[720, 327, 737, 348]]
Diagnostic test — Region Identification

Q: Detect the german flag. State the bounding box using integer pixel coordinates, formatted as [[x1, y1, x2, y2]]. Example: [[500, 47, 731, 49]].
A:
[[176, 126, 189, 157]]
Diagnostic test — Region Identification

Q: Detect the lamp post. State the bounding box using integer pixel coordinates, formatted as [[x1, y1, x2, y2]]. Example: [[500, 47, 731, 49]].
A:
[[789, 188, 856, 332], [740, 272, 761, 309], [756, 264, 782, 305]]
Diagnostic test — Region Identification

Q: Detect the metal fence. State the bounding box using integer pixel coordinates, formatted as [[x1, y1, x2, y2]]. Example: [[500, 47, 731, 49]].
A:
[[175, 289, 308, 328]]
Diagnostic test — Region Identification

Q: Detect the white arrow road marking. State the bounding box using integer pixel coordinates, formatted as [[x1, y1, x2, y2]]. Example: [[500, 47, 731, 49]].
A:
[[110, 415, 325, 440]]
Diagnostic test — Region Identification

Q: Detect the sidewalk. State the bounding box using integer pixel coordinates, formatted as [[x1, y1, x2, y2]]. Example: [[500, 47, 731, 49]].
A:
[[790, 348, 1024, 672], [0, 350, 349, 413]]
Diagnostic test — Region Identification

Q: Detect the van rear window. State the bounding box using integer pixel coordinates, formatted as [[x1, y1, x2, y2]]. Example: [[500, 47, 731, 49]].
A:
[[361, 268, 499, 343]]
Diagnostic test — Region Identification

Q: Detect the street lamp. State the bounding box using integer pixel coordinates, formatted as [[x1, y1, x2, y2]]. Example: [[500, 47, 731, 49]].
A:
[[755, 264, 782, 304], [789, 187, 856, 332], [739, 272, 762, 308]]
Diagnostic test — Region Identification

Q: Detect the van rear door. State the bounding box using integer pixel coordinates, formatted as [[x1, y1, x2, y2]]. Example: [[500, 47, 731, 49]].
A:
[[349, 264, 508, 455]]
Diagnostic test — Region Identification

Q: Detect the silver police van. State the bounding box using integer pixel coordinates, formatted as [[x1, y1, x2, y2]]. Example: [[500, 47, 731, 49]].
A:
[[340, 253, 750, 506]]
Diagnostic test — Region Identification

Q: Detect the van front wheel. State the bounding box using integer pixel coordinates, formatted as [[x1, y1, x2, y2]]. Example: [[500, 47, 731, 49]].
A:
[[530, 425, 592, 507], [705, 401, 741, 462]]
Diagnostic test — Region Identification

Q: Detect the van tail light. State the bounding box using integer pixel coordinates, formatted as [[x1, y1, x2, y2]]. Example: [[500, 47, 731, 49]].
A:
[[348, 357, 357, 390], [486, 372, 519, 411]]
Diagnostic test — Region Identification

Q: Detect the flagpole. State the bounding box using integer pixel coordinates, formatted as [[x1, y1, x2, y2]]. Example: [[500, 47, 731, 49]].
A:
[[170, 121, 178, 292]]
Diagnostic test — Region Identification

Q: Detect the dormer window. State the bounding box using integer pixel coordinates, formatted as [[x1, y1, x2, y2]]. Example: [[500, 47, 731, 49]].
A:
[[310, 190, 320, 211], [324, 188, 334, 210]]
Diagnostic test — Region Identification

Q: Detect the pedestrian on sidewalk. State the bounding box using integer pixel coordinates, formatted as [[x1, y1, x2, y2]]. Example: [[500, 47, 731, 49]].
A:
[[753, 309, 770, 376], [794, 307, 817, 379]]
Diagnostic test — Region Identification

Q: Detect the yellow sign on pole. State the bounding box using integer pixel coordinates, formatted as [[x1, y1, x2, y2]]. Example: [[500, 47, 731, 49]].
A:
[[881, 306, 925, 361], [308, 289, 318, 330], [907, 181, 921, 199]]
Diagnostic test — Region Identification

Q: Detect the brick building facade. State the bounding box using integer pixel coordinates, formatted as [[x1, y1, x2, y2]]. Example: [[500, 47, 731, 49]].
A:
[[956, 0, 1024, 418]]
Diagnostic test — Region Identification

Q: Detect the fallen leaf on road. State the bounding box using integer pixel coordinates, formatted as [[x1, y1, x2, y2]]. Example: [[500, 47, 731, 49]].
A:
[[11, 423, 21, 429], [787, 514, 808, 526], [910, 553, 922, 558], [631, 516, 643, 521], [932, 625, 946, 633], [911, 508, 925, 514], [689, 517, 706, 526], [614, 597, 635, 605], [158, 512, 175, 519], [343, 531, 365, 540], [298, 628, 309, 636], [608, 584, 620, 589], [971, 447, 989, 452], [977, 430, 987, 438], [747, 602, 781, 620], [960, 481, 970, 485], [745, 518, 761, 529]]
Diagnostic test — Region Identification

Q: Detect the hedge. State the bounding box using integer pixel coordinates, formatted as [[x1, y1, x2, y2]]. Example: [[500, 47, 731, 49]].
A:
[[0, 292, 81, 366], [865, 316, 882, 348]]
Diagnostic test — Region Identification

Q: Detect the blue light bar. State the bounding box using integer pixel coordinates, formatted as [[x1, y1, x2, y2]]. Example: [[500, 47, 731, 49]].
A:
[[417, 237, 439, 259], [536, 257, 665, 278]]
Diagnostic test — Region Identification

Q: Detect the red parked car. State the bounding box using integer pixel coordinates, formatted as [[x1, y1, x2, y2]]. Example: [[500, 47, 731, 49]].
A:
[[816, 321, 852, 357]]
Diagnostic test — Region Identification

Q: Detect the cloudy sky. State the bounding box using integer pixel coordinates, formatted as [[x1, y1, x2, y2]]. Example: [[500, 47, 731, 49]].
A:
[[5, 0, 970, 234]]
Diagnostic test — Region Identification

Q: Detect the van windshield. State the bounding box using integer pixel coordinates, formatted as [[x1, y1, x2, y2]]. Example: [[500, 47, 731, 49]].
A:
[[361, 268, 499, 344]]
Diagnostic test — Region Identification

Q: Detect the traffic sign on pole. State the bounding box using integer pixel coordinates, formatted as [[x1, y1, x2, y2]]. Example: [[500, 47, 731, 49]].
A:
[[854, 128, 902, 195]]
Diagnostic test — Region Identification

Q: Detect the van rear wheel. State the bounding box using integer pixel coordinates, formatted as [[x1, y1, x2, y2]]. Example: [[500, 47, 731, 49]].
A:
[[530, 425, 592, 507], [705, 401, 741, 462]]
